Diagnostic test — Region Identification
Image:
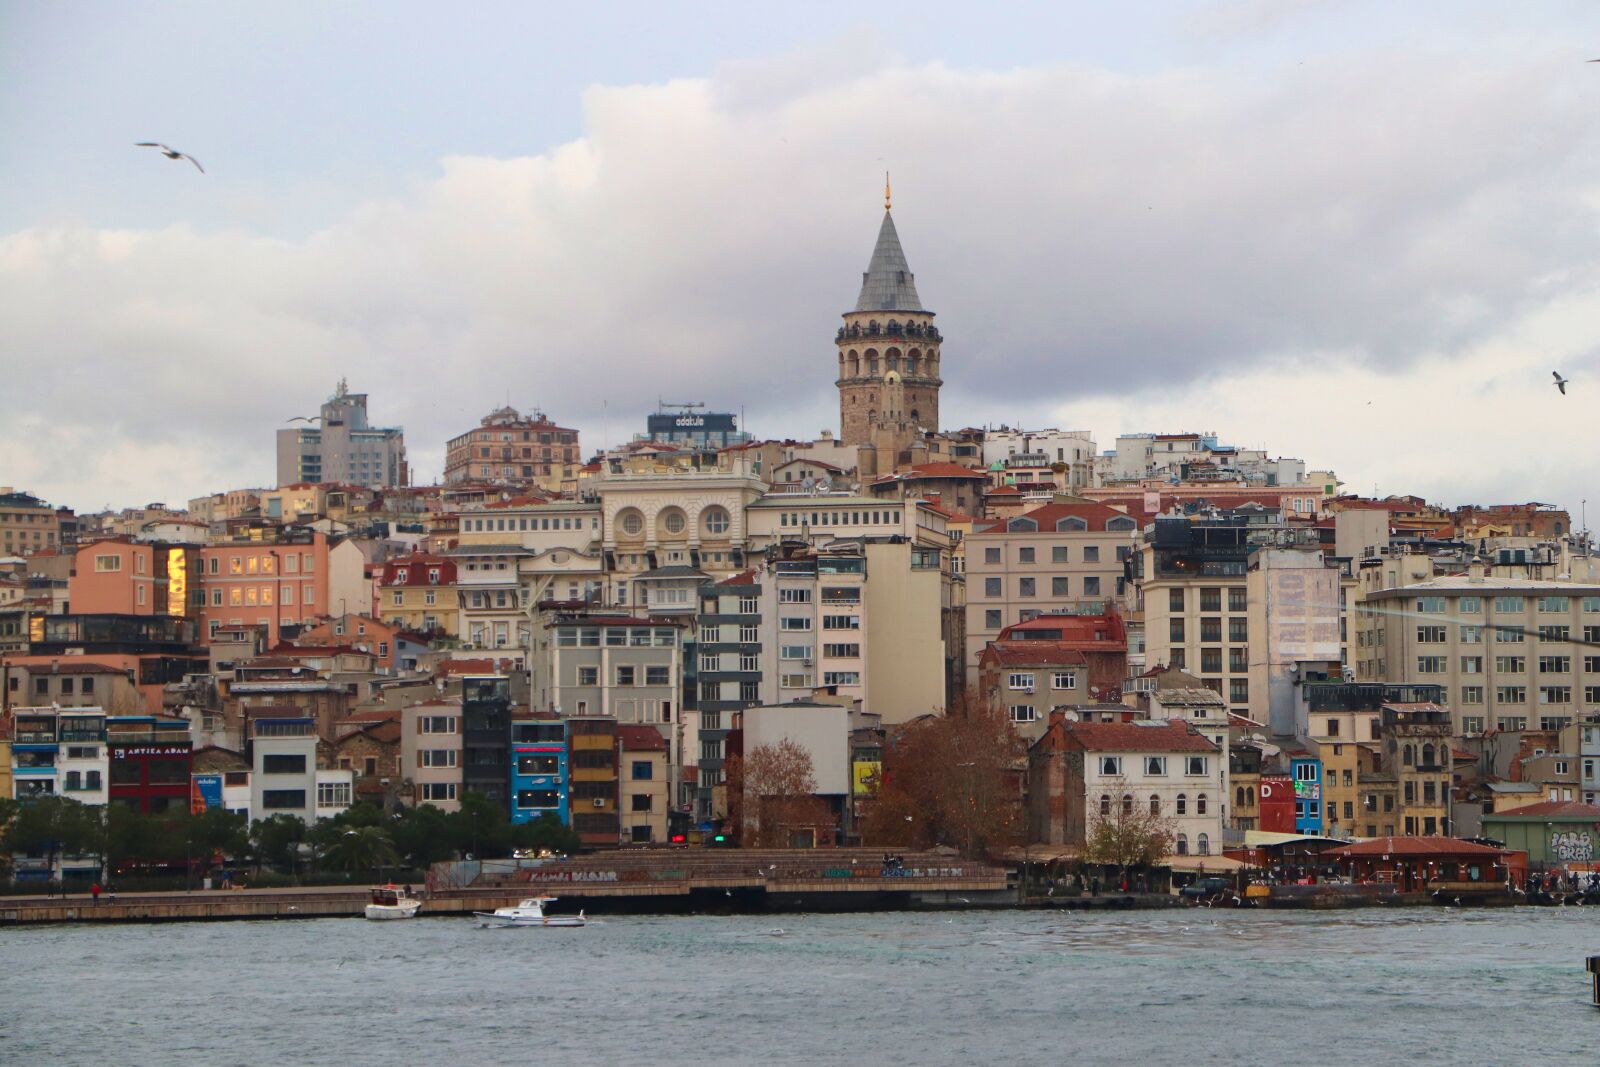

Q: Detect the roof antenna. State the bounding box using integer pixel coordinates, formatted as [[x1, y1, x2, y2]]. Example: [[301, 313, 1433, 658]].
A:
[[884, 171, 891, 212]]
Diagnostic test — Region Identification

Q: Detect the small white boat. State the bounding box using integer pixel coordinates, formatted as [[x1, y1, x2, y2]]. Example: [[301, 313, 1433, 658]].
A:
[[474, 895, 587, 928], [365, 885, 422, 920]]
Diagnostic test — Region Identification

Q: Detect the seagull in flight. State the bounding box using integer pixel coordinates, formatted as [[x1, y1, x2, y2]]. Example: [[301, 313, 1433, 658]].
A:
[[1553, 371, 1570, 395], [135, 142, 204, 173]]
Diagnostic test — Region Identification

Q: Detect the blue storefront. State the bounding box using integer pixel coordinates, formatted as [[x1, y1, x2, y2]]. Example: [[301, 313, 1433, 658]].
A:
[[510, 718, 569, 826], [1291, 756, 1323, 836]]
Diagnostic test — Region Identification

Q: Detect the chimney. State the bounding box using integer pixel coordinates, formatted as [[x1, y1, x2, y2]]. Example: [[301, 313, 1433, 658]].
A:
[[1468, 559, 1486, 583], [1048, 708, 1067, 729]]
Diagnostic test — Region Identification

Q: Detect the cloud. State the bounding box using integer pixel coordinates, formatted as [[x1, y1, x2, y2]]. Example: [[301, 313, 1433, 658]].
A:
[[3, 42, 1598, 512]]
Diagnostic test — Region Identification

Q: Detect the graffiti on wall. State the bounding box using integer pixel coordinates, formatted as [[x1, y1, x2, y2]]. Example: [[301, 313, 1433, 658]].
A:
[[1551, 830, 1594, 863]]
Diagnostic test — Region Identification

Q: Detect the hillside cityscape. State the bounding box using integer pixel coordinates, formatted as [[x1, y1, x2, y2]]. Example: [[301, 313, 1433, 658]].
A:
[[1, 195, 1594, 903]]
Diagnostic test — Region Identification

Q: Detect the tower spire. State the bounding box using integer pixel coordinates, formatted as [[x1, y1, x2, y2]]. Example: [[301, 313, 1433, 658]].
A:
[[884, 171, 891, 211]]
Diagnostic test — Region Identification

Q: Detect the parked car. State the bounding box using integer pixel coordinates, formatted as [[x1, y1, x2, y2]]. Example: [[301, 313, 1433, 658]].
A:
[[1179, 876, 1232, 900]]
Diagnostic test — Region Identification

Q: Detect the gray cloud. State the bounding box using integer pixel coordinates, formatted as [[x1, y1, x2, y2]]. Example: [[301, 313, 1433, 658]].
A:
[[3, 46, 1598, 510]]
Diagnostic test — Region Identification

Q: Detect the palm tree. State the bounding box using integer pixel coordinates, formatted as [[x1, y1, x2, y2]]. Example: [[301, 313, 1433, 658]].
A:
[[320, 825, 400, 878]]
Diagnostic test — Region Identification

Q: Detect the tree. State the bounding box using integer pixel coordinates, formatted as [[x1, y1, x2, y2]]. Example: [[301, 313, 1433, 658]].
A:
[[319, 825, 400, 876], [186, 807, 250, 861], [452, 790, 513, 859], [4, 796, 101, 886], [1082, 784, 1176, 878], [511, 812, 581, 856], [250, 814, 308, 873], [391, 803, 458, 869], [859, 696, 1025, 858], [727, 739, 834, 848]]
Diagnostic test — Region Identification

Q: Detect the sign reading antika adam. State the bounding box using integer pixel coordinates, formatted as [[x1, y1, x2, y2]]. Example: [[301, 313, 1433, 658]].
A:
[[112, 745, 191, 759]]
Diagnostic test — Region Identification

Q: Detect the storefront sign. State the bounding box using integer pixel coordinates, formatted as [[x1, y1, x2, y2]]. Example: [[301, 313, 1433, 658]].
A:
[[113, 745, 191, 758]]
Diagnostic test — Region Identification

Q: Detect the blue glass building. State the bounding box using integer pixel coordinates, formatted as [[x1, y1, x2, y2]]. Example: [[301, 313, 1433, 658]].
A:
[[510, 717, 568, 826]]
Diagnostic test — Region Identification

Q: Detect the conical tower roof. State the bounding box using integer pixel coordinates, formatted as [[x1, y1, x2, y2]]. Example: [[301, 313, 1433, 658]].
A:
[[853, 210, 925, 313]]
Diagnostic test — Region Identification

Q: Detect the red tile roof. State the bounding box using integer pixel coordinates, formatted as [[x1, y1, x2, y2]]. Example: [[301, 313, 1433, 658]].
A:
[[871, 462, 988, 485], [981, 646, 1089, 667], [1484, 800, 1600, 820], [1056, 720, 1219, 753], [617, 725, 667, 751], [974, 501, 1142, 533], [1326, 837, 1509, 858]]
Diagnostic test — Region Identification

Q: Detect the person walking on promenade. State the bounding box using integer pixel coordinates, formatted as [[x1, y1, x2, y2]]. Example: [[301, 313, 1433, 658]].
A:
[[90, 882, 102, 905]]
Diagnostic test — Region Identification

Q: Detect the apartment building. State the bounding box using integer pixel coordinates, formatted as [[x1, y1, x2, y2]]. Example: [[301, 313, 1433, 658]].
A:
[[528, 612, 684, 796], [619, 724, 669, 844], [693, 572, 761, 812], [401, 697, 463, 811], [567, 716, 620, 848], [448, 544, 528, 654], [196, 529, 334, 641], [964, 502, 1140, 670], [1027, 716, 1226, 855], [977, 613, 1129, 735], [510, 715, 567, 826], [445, 406, 581, 487], [1139, 516, 1353, 728], [379, 553, 458, 636], [0, 488, 62, 557], [1363, 576, 1600, 736]]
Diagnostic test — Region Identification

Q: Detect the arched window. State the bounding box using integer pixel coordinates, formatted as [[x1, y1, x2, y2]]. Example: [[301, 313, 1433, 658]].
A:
[[866, 350, 879, 376], [1007, 518, 1038, 532], [1421, 743, 1435, 767], [1149, 794, 1161, 816], [1122, 793, 1134, 816], [700, 506, 731, 537], [1403, 744, 1415, 767], [1197, 833, 1210, 856], [1247, 786, 1256, 805], [616, 508, 645, 538], [1176, 833, 1189, 855], [658, 506, 687, 537], [1055, 516, 1088, 532], [1176, 793, 1187, 815], [1197, 794, 1208, 815], [1099, 794, 1111, 817], [1106, 516, 1137, 532], [1235, 786, 1246, 807]]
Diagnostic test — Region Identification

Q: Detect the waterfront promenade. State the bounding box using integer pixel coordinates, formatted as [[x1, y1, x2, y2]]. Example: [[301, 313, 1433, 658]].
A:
[[0, 847, 1012, 924]]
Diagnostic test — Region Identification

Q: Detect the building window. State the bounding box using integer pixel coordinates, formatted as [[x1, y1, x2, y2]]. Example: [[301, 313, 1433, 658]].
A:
[[1099, 756, 1121, 776], [1145, 756, 1166, 776], [421, 782, 458, 803], [262, 754, 306, 775], [616, 665, 636, 686], [985, 577, 1002, 597], [317, 781, 352, 807], [1176, 794, 1187, 815], [1010, 705, 1036, 724], [1008, 673, 1035, 691], [985, 610, 1002, 629], [261, 790, 306, 810], [1052, 671, 1076, 690], [1019, 578, 1036, 598], [1186, 756, 1207, 776], [1019, 547, 1035, 564], [1169, 589, 1184, 612]]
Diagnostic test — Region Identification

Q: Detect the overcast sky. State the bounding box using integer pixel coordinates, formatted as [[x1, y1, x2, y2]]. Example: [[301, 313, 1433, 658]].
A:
[[4, 2, 1599, 517]]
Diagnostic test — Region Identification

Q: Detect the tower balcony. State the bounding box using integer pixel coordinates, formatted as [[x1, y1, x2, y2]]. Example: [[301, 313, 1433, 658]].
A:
[[835, 373, 943, 389], [837, 322, 941, 343]]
